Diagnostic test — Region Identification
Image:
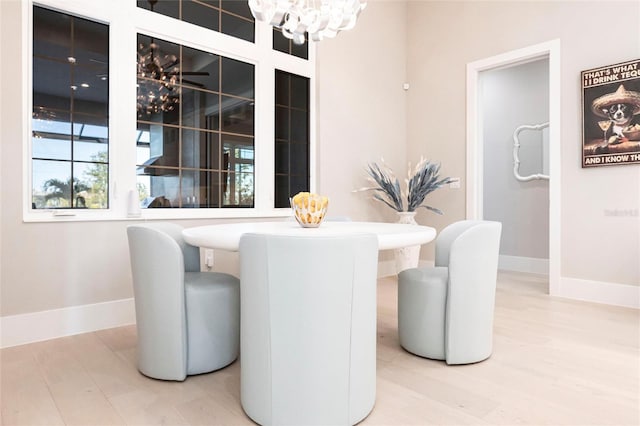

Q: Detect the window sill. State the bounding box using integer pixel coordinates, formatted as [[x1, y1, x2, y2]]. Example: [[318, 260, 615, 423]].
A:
[[23, 208, 293, 223]]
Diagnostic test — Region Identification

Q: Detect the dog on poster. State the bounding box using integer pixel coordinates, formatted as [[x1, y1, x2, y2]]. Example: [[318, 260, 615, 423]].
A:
[[592, 84, 640, 145]]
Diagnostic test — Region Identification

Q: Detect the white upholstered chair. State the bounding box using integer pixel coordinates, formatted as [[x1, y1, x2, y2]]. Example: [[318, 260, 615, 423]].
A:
[[127, 223, 240, 381], [398, 220, 502, 365], [239, 233, 378, 425]]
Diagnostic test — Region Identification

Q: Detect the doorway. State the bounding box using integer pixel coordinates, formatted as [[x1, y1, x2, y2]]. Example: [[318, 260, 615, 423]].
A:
[[466, 40, 561, 295]]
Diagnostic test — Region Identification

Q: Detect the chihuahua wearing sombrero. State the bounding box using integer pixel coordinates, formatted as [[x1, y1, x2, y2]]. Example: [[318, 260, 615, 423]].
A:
[[592, 84, 640, 145]]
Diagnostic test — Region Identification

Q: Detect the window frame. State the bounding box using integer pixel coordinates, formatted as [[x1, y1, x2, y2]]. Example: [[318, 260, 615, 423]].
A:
[[23, 0, 316, 222]]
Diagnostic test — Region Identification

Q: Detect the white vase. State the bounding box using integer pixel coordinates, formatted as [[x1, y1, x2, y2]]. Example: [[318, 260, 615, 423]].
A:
[[394, 211, 420, 273]]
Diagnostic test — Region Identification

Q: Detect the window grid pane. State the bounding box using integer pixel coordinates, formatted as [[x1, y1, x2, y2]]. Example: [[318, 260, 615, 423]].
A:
[[273, 28, 309, 60], [136, 34, 255, 209], [32, 6, 109, 210], [274, 70, 310, 208], [137, 0, 255, 43]]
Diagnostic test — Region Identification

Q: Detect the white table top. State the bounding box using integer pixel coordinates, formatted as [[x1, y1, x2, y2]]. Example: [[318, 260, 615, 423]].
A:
[[182, 221, 436, 252]]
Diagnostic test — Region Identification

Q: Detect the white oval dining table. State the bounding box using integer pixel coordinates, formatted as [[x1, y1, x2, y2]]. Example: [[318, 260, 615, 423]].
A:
[[182, 219, 436, 425], [182, 220, 437, 252]]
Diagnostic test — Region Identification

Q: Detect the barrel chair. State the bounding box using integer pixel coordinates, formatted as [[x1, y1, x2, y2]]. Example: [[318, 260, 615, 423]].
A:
[[398, 220, 502, 365], [127, 223, 240, 381]]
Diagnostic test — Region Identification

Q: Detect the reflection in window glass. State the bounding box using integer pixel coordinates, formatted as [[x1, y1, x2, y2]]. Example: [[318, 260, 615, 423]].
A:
[[221, 57, 255, 98], [33, 117, 72, 135], [73, 140, 108, 162], [221, 96, 254, 135], [137, 0, 255, 43], [182, 87, 220, 130], [32, 6, 109, 209], [222, 134, 254, 207], [182, 0, 219, 32], [136, 0, 179, 19], [273, 28, 309, 60], [221, 12, 254, 42], [33, 137, 71, 161], [274, 70, 310, 208], [80, 124, 109, 139], [136, 34, 255, 209]]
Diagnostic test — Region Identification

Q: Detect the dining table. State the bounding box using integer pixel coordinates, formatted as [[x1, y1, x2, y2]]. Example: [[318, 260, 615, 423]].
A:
[[182, 220, 437, 252], [181, 219, 437, 424]]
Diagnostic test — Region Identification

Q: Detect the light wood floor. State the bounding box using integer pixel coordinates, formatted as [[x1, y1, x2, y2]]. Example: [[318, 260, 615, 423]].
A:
[[2, 272, 639, 425]]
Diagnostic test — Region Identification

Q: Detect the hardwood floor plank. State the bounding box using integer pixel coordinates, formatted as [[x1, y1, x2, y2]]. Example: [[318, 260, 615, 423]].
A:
[[175, 395, 254, 425], [377, 361, 501, 419], [107, 388, 190, 426], [28, 338, 125, 425], [189, 362, 247, 419], [1, 345, 64, 425]]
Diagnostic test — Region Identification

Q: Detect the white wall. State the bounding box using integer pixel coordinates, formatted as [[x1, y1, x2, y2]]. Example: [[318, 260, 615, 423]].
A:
[[316, 1, 408, 268], [482, 59, 549, 260], [406, 0, 640, 287], [316, 1, 407, 224]]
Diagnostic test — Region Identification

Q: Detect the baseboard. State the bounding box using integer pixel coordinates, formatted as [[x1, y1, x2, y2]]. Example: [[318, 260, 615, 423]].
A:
[[3, 274, 634, 349], [383, 258, 638, 309], [558, 277, 640, 309], [499, 255, 549, 275], [0, 298, 135, 348]]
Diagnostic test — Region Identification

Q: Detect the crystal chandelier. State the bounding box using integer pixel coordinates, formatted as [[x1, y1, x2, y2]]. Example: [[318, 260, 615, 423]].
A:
[[248, 0, 367, 45], [136, 40, 180, 116], [136, 0, 179, 116]]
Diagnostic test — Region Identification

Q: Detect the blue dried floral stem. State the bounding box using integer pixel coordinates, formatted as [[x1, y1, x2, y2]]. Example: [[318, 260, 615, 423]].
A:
[[366, 163, 404, 211], [407, 162, 453, 213], [364, 160, 452, 214]]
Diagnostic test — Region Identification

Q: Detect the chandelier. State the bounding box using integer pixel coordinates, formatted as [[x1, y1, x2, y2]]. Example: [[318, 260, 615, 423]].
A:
[[248, 0, 367, 45], [136, 0, 179, 116], [136, 40, 180, 116]]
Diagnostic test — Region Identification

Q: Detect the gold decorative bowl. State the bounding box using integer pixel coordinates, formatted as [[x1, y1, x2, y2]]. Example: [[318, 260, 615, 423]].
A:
[[290, 192, 329, 228]]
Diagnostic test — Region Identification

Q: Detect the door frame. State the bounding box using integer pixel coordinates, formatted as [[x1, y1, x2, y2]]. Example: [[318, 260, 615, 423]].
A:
[[465, 39, 561, 295]]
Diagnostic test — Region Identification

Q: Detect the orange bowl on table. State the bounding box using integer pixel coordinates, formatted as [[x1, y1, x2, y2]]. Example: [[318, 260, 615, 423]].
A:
[[290, 192, 329, 228]]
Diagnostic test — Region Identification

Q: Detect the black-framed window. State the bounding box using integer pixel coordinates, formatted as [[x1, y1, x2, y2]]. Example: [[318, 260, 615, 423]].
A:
[[32, 6, 109, 209], [274, 70, 310, 208], [137, 0, 255, 43], [136, 34, 255, 208]]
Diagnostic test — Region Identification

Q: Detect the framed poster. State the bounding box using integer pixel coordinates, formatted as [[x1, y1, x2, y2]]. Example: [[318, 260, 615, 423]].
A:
[[582, 59, 640, 167]]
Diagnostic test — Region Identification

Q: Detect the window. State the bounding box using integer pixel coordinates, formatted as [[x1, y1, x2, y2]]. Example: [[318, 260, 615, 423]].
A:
[[137, 0, 255, 43], [136, 34, 255, 209], [274, 70, 310, 208], [27, 1, 314, 221], [32, 6, 109, 209], [273, 28, 309, 60]]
